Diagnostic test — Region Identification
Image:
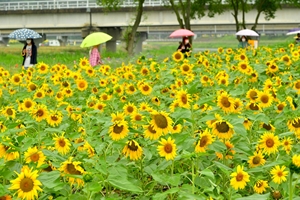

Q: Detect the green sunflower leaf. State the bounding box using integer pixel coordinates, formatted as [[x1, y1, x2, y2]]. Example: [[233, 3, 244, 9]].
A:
[[38, 171, 61, 189], [236, 193, 270, 200]]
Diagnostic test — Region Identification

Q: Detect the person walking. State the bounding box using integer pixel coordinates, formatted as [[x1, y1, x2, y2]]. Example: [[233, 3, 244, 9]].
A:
[[22, 38, 37, 70]]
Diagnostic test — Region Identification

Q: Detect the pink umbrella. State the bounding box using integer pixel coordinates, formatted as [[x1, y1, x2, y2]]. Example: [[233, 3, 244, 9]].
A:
[[169, 29, 195, 38]]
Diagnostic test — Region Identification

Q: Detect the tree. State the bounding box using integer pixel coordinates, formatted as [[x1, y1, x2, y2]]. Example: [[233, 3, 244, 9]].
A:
[[167, 0, 223, 41], [97, 0, 145, 55]]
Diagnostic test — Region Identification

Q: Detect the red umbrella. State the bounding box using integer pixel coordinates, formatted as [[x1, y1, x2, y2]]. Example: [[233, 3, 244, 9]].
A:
[[169, 29, 195, 38]]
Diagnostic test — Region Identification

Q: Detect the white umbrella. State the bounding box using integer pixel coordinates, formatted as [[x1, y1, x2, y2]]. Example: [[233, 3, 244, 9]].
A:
[[235, 29, 259, 37], [286, 28, 300, 35]]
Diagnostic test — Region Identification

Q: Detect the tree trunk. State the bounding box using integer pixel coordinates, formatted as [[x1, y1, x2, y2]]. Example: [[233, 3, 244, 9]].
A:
[[241, 0, 247, 29], [230, 0, 240, 32], [127, 0, 145, 55], [252, 11, 261, 31], [170, 0, 184, 28]]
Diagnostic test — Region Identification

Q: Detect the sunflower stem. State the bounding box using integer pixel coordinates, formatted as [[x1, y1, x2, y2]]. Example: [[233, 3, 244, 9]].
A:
[[192, 161, 195, 194], [289, 171, 293, 200]]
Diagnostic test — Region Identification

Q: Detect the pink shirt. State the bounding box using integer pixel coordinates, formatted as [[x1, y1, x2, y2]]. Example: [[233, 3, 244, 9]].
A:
[[89, 47, 101, 67]]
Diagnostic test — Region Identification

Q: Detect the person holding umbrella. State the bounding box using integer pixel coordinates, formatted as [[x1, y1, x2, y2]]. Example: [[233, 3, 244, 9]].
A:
[[238, 36, 249, 49], [89, 44, 103, 67], [22, 38, 37, 70], [177, 36, 192, 57]]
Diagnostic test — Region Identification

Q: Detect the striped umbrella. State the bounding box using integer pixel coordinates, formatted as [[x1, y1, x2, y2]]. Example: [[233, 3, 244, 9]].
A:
[[8, 28, 42, 40]]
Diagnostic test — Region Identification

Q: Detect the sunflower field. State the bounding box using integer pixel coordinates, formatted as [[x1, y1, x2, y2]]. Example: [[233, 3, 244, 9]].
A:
[[1, 43, 300, 200]]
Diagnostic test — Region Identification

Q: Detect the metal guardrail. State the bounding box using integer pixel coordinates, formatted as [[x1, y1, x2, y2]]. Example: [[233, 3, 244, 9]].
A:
[[0, 0, 171, 10]]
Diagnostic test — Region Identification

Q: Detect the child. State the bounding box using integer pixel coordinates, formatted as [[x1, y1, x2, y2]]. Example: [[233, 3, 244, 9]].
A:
[[89, 44, 103, 67]]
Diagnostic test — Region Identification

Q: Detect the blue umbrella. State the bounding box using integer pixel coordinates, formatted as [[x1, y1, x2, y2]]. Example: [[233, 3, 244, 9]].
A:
[[8, 28, 42, 40]]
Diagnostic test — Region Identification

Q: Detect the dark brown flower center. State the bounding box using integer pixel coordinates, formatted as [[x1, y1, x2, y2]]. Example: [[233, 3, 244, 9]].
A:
[[260, 94, 269, 103], [67, 163, 81, 175], [20, 177, 34, 192], [249, 91, 257, 100], [216, 122, 229, 133], [220, 97, 231, 108], [200, 136, 208, 147], [262, 123, 272, 130], [277, 104, 284, 111], [164, 143, 173, 153], [236, 173, 243, 181], [148, 125, 156, 134], [51, 115, 58, 121], [292, 119, 300, 128], [249, 103, 259, 110], [113, 124, 124, 134], [266, 138, 274, 148], [126, 106, 134, 113], [30, 153, 40, 162], [252, 156, 261, 165], [6, 108, 13, 115], [59, 139, 66, 147], [153, 114, 168, 129], [128, 141, 138, 151]]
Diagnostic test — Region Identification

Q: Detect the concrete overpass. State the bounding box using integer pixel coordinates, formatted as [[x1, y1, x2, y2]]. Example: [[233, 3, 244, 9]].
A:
[[0, 0, 300, 51]]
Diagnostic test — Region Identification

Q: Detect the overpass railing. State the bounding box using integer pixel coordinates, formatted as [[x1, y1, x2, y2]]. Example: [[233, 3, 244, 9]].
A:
[[0, 0, 175, 10]]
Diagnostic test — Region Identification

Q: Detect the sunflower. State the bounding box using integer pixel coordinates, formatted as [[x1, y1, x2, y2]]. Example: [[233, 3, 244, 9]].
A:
[[246, 102, 261, 111], [248, 151, 266, 168], [33, 89, 45, 99], [0, 143, 19, 161], [9, 166, 42, 200], [270, 165, 288, 184], [172, 51, 184, 62], [60, 157, 86, 187], [276, 101, 286, 113], [31, 104, 48, 122], [79, 57, 89, 68], [293, 80, 300, 94], [144, 124, 162, 140], [259, 132, 280, 155], [212, 120, 234, 139], [267, 62, 279, 74], [257, 91, 273, 108], [0, 121, 7, 133], [20, 98, 36, 112], [292, 154, 300, 167], [243, 118, 252, 130], [122, 140, 143, 160], [195, 129, 214, 153], [139, 83, 152, 95], [180, 63, 193, 74], [157, 137, 177, 161], [281, 54, 292, 66], [217, 92, 235, 113], [253, 180, 269, 194], [63, 88, 73, 97], [111, 112, 125, 123], [94, 102, 106, 112], [24, 146, 46, 167], [46, 110, 63, 127], [246, 88, 259, 102], [123, 102, 137, 115], [76, 79, 88, 91], [238, 62, 251, 74], [230, 165, 250, 190], [140, 67, 150, 76], [126, 84, 137, 95], [131, 112, 143, 123], [2, 106, 16, 119], [281, 137, 293, 154], [27, 82, 37, 92], [172, 124, 182, 134], [150, 110, 173, 135], [260, 122, 275, 132], [53, 134, 71, 155], [175, 89, 192, 109], [287, 117, 300, 135], [11, 74, 22, 85], [109, 121, 129, 141]]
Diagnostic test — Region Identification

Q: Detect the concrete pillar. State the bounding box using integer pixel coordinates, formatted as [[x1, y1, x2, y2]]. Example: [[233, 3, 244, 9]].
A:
[[100, 27, 122, 52], [134, 32, 148, 54], [0, 36, 9, 46], [57, 36, 68, 46], [35, 33, 46, 47]]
